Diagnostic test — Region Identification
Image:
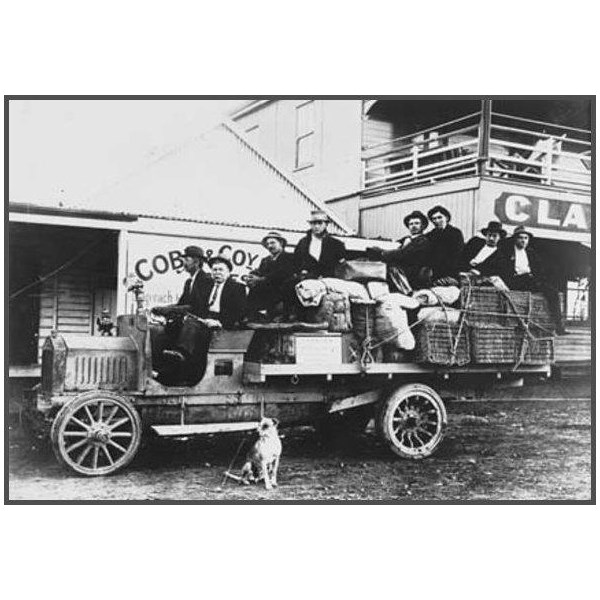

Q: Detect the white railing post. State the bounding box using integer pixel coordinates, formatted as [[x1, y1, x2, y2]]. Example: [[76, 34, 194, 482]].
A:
[[411, 144, 419, 180]]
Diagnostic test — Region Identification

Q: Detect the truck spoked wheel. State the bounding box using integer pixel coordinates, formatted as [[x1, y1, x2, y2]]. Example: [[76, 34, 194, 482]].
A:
[[51, 391, 142, 476], [376, 384, 447, 459]]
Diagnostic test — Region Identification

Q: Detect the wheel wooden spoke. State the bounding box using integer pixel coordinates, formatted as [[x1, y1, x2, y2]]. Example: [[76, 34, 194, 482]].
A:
[[92, 446, 99, 470], [416, 426, 434, 440], [105, 405, 119, 425], [76, 444, 93, 465], [413, 431, 426, 447], [110, 432, 133, 438], [70, 417, 91, 431], [109, 417, 130, 431], [98, 401, 104, 423], [108, 439, 128, 455], [101, 444, 114, 466], [66, 438, 90, 454], [63, 431, 89, 437], [84, 405, 96, 424]]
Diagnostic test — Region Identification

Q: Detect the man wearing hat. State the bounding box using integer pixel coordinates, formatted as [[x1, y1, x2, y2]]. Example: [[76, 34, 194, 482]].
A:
[[366, 210, 432, 289], [460, 221, 510, 278], [161, 254, 248, 382], [503, 225, 565, 334], [426, 205, 465, 282], [245, 231, 296, 320], [293, 209, 346, 279]]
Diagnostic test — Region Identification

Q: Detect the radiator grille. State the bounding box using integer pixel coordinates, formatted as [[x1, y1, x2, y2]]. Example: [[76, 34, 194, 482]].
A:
[[73, 355, 129, 386]]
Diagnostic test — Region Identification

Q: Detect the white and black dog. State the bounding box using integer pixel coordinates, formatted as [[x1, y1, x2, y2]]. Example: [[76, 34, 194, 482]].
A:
[[239, 417, 282, 490]]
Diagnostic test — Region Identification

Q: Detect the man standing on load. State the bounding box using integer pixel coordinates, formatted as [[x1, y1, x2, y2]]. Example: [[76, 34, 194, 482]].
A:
[[294, 209, 346, 279], [502, 225, 566, 335], [366, 210, 432, 289], [426, 205, 465, 284]]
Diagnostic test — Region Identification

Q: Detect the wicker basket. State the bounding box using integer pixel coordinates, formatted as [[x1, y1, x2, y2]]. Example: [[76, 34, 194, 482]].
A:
[[519, 336, 554, 364], [460, 286, 504, 326], [470, 325, 519, 364], [415, 321, 470, 366]]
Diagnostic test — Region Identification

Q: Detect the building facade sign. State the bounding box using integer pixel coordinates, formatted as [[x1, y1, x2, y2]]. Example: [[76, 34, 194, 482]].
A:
[[494, 192, 591, 233], [127, 232, 266, 310]]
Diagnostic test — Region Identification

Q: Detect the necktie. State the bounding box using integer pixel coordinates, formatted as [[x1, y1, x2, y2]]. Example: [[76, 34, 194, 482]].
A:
[[183, 278, 192, 301], [208, 284, 220, 309]]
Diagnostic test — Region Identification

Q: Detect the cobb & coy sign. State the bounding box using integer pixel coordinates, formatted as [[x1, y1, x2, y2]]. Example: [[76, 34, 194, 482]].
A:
[[494, 192, 590, 233]]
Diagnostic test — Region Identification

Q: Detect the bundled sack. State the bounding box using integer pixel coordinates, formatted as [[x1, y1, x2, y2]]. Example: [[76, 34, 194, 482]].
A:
[[413, 286, 461, 307], [335, 260, 387, 282], [321, 278, 370, 302], [366, 280, 390, 301], [374, 294, 416, 350], [418, 306, 462, 325], [311, 290, 353, 333], [295, 279, 327, 307]]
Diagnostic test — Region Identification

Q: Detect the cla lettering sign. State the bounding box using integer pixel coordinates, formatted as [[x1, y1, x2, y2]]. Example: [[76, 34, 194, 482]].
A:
[[495, 193, 590, 232], [134, 244, 262, 282]]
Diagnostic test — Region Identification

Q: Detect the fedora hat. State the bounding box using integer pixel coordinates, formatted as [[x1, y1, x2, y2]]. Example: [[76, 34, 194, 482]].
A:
[[403, 210, 428, 230], [308, 209, 330, 223], [480, 221, 507, 238], [261, 230, 288, 248], [208, 254, 233, 271], [427, 205, 452, 221], [183, 245, 205, 260], [513, 225, 534, 239]]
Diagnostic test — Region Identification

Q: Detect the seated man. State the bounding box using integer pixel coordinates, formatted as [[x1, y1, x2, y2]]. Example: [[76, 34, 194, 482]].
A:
[[160, 255, 248, 384], [245, 231, 296, 320], [150, 245, 211, 372], [502, 225, 566, 335], [293, 210, 346, 279], [460, 220, 510, 280], [366, 210, 432, 290], [426, 205, 465, 284]]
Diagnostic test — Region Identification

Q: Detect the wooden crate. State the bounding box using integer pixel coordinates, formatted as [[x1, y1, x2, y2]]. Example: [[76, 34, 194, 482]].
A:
[[520, 336, 554, 365], [415, 322, 470, 366]]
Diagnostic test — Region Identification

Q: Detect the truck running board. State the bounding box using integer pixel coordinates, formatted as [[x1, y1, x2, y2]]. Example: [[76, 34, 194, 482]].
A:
[[151, 422, 260, 437]]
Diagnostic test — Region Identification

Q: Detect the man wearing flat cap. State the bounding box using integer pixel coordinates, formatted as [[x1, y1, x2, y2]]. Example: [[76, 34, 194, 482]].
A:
[[460, 221, 511, 279], [502, 225, 565, 334], [293, 209, 347, 279], [366, 210, 432, 289], [426, 205, 465, 283], [245, 231, 296, 320]]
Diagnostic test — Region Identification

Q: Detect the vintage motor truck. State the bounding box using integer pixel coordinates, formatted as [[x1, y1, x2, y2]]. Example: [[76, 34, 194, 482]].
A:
[[28, 309, 551, 477]]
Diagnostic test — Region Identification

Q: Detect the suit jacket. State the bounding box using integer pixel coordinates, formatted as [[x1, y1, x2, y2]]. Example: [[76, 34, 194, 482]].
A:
[[253, 251, 295, 287], [197, 278, 247, 328], [503, 244, 547, 283], [461, 237, 511, 279], [381, 234, 431, 287], [293, 232, 346, 279], [177, 270, 212, 315], [426, 224, 465, 279]]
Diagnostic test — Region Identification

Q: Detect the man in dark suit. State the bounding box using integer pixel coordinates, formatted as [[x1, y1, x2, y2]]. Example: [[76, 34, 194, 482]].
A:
[[245, 231, 296, 320], [460, 221, 511, 280], [293, 209, 346, 279], [503, 225, 566, 334], [426, 205, 465, 283], [150, 245, 212, 376], [160, 255, 247, 383], [366, 210, 432, 289]]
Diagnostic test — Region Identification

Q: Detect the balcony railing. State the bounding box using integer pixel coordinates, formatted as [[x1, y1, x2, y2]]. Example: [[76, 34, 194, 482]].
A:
[[362, 111, 592, 196]]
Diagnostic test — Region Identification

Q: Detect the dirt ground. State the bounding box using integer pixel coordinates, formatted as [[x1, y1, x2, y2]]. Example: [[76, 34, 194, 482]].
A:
[[7, 390, 592, 502]]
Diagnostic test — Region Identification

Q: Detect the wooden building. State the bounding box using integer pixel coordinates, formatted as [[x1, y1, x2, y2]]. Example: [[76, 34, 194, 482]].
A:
[[232, 98, 592, 366]]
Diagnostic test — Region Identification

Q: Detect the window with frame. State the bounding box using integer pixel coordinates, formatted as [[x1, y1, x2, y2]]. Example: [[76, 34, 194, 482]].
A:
[[295, 101, 315, 169], [566, 277, 589, 323]]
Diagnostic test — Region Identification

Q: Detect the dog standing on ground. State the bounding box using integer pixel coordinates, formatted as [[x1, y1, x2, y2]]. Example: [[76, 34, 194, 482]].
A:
[[240, 417, 282, 490]]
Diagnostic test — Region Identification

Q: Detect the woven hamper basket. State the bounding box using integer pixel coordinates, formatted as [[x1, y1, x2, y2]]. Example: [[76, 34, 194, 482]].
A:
[[415, 321, 470, 366], [460, 286, 505, 326], [470, 325, 519, 364], [519, 336, 554, 365]]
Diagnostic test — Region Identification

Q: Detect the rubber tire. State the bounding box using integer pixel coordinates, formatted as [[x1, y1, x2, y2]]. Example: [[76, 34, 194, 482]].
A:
[[51, 391, 142, 476], [376, 383, 447, 459]]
